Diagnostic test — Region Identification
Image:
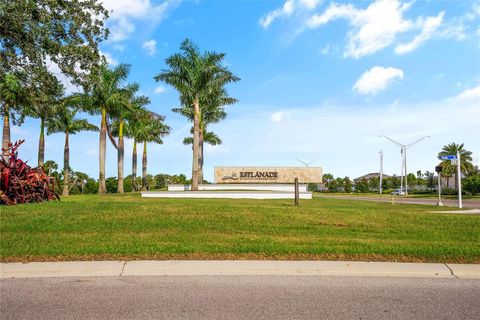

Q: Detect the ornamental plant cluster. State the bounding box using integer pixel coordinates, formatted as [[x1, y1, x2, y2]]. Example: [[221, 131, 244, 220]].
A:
[[0, 140, 59, 205]]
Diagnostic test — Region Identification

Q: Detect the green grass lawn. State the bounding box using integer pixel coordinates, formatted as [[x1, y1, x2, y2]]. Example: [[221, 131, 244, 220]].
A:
[[1, 194, 479, 263]]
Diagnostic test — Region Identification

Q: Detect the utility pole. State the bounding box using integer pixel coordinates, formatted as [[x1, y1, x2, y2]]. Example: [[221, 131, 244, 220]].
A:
[[379, 150, 383, 194], [379, 135, 430, 195]]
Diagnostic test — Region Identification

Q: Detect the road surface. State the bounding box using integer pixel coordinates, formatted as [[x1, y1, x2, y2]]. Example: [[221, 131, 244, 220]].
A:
[[316, 194, 480, 210], [1, 276, 479, 319]]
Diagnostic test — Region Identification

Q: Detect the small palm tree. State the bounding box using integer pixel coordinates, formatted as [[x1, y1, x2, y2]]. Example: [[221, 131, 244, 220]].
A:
[[154, 39, 239, 190], [47, 102, 98, 196], [438, 142, 474, 190], [79, 63, 130, 194], [137, 115, 170, 191]]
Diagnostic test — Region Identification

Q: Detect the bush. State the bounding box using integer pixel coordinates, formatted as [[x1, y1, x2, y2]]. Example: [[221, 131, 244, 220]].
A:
[[463, 175, 480, 195], [0, 140, 59, 205]]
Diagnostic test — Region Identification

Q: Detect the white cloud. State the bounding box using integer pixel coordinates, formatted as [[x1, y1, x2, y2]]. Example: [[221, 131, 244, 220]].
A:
[[270, 111, 290, 123], [154, 85, 167, 94], [102, 0, 178, 42], [142, 39, 157, 56], [450, 85, 480, 101], [395, 12, 444, 54], [353, 66, 404, 96], [108, 17, 135, 42], [307, 0, 414, 58], [259, 0, 322, 28]]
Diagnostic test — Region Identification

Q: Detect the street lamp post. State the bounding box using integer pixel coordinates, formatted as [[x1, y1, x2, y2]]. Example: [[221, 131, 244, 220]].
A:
[[379, 135, 430, 195], [435, 165, 443, 206]]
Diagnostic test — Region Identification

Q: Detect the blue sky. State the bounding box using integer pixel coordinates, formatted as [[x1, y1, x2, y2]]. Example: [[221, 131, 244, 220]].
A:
[[13, 0, 480, 181]]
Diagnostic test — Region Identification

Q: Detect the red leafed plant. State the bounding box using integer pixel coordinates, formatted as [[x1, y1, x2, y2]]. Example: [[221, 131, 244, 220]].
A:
[[0, 140, 59, 205]]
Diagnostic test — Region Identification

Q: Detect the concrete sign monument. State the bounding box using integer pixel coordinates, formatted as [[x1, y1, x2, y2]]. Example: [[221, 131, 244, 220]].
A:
[[214, 166, 323, 184]]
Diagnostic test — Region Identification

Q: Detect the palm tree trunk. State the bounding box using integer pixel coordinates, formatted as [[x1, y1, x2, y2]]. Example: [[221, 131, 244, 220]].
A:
[[132, 138, 137, 192], [38, 116, 45, 166], [117, 120, 124, 193], [141, 141, 147, 191], [2, 103, 10, 152], [98, 107, 107, 194], [62, 132, 70, 196], [199, 129, 204, 184], [191, 97, 200, 191]]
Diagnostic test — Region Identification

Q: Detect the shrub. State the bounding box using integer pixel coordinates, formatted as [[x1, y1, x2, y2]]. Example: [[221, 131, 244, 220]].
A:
[[0, 140, 59, 205]]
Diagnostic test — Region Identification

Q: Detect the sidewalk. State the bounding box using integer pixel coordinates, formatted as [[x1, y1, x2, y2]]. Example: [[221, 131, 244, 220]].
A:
[[1, 260, 479, 279]]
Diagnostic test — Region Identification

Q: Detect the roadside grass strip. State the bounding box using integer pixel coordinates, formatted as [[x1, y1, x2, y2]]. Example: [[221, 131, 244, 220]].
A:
[[1, 194, 479, 263]]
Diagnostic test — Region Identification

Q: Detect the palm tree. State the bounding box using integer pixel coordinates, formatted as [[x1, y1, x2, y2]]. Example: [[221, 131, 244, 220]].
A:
[[110, 87, 150, 193], [26, 71, 64, 166], [438, 142, 474, 190], [80, 63, 130, 194], [47, 102, 98, 196], [137, 115, 170, 191], [154, 39, 239, 190], [174, 86, 237, 183], [183, 128, 222, 183], [1, 73, 27, 151]]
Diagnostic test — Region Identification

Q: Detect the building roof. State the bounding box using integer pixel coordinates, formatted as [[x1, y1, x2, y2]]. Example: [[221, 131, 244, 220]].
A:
[[354, 173, 392, 181]]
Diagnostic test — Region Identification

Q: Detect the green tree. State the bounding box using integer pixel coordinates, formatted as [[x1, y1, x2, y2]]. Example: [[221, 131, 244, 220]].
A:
[[1, 73, 28, 151], [355, 179, 369, 193], [105, 177, 118, 193], [463, 174, 480, 195], [344, 177, 353, 193], [1, 0, 108, 86], [369, 177, 380, 192], [47, 103, 98, 196], [154, 39, 239, 190], [80, 63, 130, 194], [424, 171, 436, 192], [137, 115, 170, 191], [438, 143, 474, 190]]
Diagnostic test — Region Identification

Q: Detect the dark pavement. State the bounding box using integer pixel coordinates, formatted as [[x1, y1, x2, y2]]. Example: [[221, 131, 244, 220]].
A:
[[316, 194, 480, 210], [1, 276, 479, 319]]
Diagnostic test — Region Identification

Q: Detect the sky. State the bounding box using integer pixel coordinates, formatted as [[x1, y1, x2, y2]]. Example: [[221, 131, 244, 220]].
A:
[[13, 0, 480, 181]]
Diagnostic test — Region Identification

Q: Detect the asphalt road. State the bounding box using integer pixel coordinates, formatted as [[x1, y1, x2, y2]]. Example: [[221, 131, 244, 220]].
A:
[[1, 276, 479, 320], [316, 194, 480, 210]]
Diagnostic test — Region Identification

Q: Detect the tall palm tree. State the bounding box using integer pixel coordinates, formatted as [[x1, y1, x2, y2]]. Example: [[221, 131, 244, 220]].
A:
[[438, 142, 474, 190], [137, 115, 170, 191], [110, 88, 150, 193], [174, 86, 237, 183], [47, 102, 98, 196], [154, 39, 239, 190], [80, 63, 130, 194]]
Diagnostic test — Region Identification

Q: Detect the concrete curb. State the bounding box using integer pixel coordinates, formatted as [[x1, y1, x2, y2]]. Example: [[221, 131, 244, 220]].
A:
[[1, 261, 479, 279]]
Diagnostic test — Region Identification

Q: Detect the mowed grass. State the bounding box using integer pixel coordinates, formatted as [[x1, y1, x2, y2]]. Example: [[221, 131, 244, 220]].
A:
[[1, 194, 479, 263]]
